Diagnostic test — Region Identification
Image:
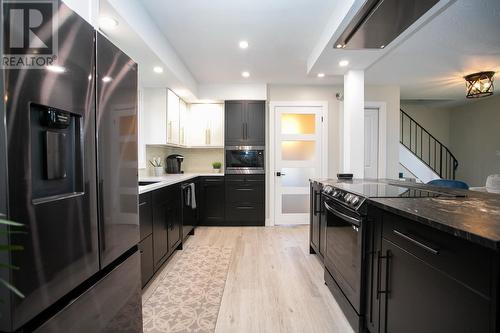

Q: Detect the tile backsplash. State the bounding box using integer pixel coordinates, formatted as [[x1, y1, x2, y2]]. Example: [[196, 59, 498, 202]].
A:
[[141, 145, 224, 176]]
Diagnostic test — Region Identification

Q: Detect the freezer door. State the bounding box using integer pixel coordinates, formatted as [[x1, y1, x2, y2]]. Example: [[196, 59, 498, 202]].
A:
[[34, 251, 143, 333], [2, 2, 99, 331], [96, 33, 139, 268]]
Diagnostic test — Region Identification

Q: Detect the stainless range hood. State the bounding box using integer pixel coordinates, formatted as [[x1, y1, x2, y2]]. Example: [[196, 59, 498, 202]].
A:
[[335, 0, 439, 49]]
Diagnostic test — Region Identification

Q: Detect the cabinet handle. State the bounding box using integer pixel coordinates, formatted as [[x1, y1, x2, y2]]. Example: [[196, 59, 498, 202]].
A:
[[376, 250, 391, 299], [245, 123, 248, 140], [236, 206, 254, 209], [393, 230, 440, 255], [168, 121, 172, 141], [139, 201, 147, 207], [242, 124, 245, 140], [313, 191, 321, 216]]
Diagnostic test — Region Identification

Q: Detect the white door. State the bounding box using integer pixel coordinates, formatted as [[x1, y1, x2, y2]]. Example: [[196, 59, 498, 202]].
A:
[[364, 108, 379, 179], [274, 104, 326, 225]]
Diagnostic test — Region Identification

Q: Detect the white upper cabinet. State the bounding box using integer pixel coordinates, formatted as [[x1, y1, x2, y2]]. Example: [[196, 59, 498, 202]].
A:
[[166, 89, 180, 145], [139, 89, 224, 153], [179, 99, 188, 146], [142, 88, 167, 145], [188, 103, 224, 147]]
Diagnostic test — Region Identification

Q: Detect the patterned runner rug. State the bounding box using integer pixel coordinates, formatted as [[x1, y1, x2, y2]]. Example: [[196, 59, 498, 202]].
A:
[[143, 246, 232, 333]]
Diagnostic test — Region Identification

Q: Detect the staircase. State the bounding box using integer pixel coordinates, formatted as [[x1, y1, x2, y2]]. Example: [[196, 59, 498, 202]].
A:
[[399, 109, 458, 182]]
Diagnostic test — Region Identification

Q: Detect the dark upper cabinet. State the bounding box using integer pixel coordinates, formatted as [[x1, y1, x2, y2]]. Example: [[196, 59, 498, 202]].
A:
[[245, 101, 265, 145], [199, 176, 225, 226], [225, 101, 246, 145], [225, 100, 265, 146], [139, 192, 153, 241]]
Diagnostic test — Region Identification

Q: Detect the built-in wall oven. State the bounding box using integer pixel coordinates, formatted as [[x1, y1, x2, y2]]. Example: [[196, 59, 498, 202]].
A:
[[225, 146, 265, 174]]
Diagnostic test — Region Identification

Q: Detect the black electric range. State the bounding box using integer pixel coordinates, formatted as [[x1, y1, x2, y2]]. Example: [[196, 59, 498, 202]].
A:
[[321, 182, 465, 332]]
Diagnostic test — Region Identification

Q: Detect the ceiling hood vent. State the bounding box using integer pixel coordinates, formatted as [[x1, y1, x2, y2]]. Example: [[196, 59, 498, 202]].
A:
[[335, 0, 439, 49]]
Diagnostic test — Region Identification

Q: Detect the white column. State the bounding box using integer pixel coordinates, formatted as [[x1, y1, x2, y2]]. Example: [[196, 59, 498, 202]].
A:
[[343, 70, 365, 178]]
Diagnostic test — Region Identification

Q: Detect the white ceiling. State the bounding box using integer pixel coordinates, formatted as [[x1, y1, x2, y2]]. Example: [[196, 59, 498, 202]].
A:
[[140, 0, 344, 85], [365, 0, 500, 100], [104, 0, 500, 102]]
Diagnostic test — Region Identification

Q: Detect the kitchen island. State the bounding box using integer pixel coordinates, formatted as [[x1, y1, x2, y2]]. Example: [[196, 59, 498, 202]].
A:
[[310, 178, 500, 333]]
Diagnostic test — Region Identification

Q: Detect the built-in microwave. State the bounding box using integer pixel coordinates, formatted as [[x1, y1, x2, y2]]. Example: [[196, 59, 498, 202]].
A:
[[225, 146, 265, 174]]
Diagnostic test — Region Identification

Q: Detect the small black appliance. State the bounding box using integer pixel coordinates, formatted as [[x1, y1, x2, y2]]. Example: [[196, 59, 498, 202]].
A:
[[166, 154, 184, 174]]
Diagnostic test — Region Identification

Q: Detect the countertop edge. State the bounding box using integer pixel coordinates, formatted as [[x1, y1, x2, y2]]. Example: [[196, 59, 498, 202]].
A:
[[139, 173, 224, 194]]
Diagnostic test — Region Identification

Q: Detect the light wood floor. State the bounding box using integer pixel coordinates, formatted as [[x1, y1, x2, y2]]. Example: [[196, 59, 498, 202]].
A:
[[143, 226, 353, 333]]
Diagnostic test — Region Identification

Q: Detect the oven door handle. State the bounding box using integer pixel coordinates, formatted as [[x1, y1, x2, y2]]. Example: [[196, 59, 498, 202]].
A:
[[324, 201, 361, 227]]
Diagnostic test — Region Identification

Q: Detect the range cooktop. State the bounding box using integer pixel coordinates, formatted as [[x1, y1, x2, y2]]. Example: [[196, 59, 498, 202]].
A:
[[332, 182, 466, 199]]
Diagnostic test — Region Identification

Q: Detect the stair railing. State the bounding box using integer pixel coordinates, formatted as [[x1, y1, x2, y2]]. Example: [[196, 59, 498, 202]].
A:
[[400, 109, 458, 180]]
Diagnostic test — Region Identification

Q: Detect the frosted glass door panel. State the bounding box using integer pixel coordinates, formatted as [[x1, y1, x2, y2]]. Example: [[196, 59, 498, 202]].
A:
[[282, 194, 309, 214], [282, 141, 315, 161], [282, 168, 315, 187], [281, 114, 316, 134]]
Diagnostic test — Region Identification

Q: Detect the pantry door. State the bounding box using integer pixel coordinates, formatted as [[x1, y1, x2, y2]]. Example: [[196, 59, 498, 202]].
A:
[[271, 102, 327, 225]]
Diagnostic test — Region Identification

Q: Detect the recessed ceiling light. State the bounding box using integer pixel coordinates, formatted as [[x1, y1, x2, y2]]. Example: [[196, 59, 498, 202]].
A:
[[339, 60, 349, 67], [336, 44, 343, 49], [380, 45, 385, 49], [102, 76, 112, 83], [99, 16, 118, 30], [317, 73, 325, 78], [46, 65, 66, 73], [153, 66, 164, 74], [241, 71, 250, 78], [239, 40, 249, 49]]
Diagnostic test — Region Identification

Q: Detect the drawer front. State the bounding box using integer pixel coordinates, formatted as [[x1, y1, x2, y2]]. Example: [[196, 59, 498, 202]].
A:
[[139, 235, 154, 288], [225, 203, 264, 224], [139, 192, 152, 240], [226, 182, 264, 203], [225, 174, 264, 183], [382, 212, 493, 296]]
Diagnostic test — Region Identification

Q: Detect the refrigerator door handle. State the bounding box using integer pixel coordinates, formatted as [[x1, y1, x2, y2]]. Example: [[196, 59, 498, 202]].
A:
[[99, 179, 106, 251]]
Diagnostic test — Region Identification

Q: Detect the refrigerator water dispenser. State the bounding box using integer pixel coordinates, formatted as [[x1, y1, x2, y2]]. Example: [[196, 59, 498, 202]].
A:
[[30, 104, 84, 202]]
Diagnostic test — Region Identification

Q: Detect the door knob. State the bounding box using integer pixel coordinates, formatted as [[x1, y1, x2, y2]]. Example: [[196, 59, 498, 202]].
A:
[[276, 172, 286, 177]]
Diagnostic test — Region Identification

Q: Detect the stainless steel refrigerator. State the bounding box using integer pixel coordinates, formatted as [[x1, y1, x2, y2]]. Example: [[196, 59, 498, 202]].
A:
[[0, 2, 142, 332]]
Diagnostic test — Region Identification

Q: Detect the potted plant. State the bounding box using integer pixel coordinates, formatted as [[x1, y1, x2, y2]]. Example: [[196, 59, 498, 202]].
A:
[[212, 161, 222, 173], [149, 157, 163, 177]]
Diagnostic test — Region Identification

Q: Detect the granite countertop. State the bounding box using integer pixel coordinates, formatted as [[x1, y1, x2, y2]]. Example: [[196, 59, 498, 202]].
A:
[[139, 172, 224, 194], [311, 178, 500, 250]]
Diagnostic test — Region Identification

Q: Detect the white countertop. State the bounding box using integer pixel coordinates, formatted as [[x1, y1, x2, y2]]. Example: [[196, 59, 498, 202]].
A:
[[139, 173, 224, 194]]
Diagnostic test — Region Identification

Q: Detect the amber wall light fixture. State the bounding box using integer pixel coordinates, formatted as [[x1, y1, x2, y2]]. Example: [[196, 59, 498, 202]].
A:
[[464, 71, 495, 98]]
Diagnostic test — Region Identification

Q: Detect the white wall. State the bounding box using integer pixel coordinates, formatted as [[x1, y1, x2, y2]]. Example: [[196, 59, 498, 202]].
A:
[[450, 95, 500, 187], [364, 85, 401, 179], [401, 101, 452, 147]]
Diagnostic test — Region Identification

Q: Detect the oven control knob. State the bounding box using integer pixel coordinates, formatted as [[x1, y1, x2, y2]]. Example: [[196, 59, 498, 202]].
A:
[[351, 196, 360, 205], [332, 189, 339, 197], [345, 194, 352, 202], [323, 186, 333, 195]]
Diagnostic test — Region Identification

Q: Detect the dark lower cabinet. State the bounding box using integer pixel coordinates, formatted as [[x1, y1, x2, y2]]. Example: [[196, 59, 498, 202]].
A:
[[152, 188, 170, 269], [139, 183, 183, 287], [366, 208, 496, 333], [225, 175, 264, 226], [139, 235, 154, 288], [199, 176, 225, 226], [310, 181, 326, 258], [139, 192, 152, 241], [379, 239, 491, 333]]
